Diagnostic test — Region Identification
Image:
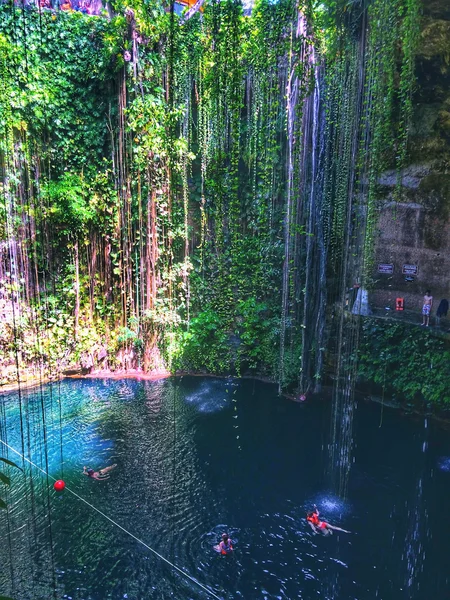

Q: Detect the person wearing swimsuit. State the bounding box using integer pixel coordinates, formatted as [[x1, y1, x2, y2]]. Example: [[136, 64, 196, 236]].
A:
[[216, 533, 233, 554], [306, 505, 350, 535], [422, 290, 433, 327], [83, 464, 117, 480]]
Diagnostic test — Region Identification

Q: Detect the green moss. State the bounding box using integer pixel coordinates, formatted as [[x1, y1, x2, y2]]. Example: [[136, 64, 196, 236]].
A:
[[418, 19, 450, 62], [358, 319, 450, 406], [407, 135, 449, 162], [438, 109, 450, 137]]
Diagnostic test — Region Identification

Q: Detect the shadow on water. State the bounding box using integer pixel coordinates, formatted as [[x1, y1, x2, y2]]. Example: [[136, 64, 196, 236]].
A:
[[0, 377, 449, 599]]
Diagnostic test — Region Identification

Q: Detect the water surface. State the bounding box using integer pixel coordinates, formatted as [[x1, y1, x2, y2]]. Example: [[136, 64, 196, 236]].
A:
[[0, 376, 449, 599]]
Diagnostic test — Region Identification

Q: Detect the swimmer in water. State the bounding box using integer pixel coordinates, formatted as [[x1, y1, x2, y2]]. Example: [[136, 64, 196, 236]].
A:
[[82, 464, 117, 480], [214, 533, 233, 554], [306, 505, 350, 535]]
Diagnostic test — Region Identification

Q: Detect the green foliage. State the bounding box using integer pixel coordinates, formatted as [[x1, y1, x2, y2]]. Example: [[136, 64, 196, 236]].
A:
[[175, 308, 232, 374], [395, 0, 420, 187], [110, 0, 168, 43], [0, 0, 424, 395], [358, 320, 450, 405], [0, 4, 125, 173], [236, 297, 279, 373], [116, 317, 144, 358], [46, 173, 93, 234]]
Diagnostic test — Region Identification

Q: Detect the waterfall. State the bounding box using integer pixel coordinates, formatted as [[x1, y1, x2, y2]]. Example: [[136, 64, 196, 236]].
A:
[[279, 15, 300, 393], [2, 187, 20, 304], [299, 64, 327, 394], [280, 9, 328, 395], [402, 418, 430, 598], [326, 25, 368, 498], [2, 170, 25, 347], [0, 0, 420, 387]]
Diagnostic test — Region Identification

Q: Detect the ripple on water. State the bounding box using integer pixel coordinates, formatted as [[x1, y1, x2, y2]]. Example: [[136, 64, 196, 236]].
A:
[[203, 523, 240, 544], [437, 456, 450, 472], [184, 381, 232, 413], [309, 494, 352, 518], [2, 377, 450, 600]]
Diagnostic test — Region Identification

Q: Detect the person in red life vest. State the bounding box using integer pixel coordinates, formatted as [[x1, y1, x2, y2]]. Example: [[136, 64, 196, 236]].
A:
[[214, 533, 233, 554], [306, 505, 350, 535]]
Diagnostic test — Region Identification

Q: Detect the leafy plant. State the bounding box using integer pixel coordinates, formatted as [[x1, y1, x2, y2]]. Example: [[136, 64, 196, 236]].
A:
[[175, 308, 232, 374], [0, 0, 423, 394], [358, 319, 450, 406]]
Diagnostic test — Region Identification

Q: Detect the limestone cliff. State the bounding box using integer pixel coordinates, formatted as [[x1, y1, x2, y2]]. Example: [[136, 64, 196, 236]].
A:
[[373, 0, 450, 319]]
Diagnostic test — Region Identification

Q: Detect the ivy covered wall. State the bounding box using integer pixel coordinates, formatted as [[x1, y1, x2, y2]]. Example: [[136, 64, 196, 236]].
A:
[[2, 0, 445, 407]]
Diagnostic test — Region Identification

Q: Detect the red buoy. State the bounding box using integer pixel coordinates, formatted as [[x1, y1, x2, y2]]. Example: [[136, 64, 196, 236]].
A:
[[53, 480, 65, 492]]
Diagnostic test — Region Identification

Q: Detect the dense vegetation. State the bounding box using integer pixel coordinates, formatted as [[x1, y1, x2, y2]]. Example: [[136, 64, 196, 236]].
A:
[[2, 0, 447, 407], [358, 319, 450, 406]]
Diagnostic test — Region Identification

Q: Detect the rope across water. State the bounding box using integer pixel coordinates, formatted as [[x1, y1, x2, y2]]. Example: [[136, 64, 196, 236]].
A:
[[0, 438, 223, 600]]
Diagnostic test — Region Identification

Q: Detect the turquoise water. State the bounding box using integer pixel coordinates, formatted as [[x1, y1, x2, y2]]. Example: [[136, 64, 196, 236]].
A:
[[0, 377, 449, 599]]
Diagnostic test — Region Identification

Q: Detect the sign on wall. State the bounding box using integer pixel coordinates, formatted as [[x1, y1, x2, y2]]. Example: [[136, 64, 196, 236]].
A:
[[378, 264, 394, 274], [402, 264, 418, 275]]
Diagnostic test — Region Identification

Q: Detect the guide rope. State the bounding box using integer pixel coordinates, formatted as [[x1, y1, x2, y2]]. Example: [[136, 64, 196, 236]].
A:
[[0, 438, 223, 600]]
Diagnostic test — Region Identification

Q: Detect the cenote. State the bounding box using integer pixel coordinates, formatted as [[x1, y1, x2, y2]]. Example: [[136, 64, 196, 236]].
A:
[[2, 0, 450, 597], [1, 377, 450, 600]]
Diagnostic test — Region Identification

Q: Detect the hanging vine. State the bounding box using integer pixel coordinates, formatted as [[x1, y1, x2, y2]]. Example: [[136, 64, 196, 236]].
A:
[[0, 0, 423, 393]]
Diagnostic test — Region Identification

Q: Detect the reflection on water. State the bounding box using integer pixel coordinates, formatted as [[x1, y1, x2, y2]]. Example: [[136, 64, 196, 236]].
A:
[[185, 379, 234, 413], [437, 456, 450, 472], [0, 377, 449, 599]]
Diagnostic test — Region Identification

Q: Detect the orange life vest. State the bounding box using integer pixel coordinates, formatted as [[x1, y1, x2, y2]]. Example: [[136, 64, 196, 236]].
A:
[[307, 513, 320, 526]]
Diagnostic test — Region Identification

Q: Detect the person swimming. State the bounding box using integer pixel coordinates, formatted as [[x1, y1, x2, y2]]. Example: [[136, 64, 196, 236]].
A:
[[306, 505, 350, 535], [82, 464, 117, 480], [214, 533, 233, 554]]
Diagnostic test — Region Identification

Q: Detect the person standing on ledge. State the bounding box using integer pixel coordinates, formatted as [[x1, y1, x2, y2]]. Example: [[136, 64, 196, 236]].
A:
[[421, 290, 433, 327]]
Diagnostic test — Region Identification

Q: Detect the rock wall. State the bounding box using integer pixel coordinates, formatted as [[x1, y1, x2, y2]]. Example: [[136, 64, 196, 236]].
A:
[[372, 0, 450, 316]]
